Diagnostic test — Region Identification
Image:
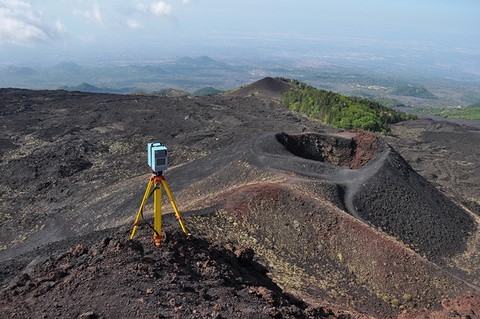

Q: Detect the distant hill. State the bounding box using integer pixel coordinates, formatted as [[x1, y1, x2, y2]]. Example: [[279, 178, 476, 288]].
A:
[[373, 97, 406, 108], [193, 87, 225, 96], [52, 62, 84, 73], [226, 77, 295, 100], [2, 66, 37, 76], [60, 83, 135, 94], [391, 84, 436, 99], [139, 65, 165, 75]]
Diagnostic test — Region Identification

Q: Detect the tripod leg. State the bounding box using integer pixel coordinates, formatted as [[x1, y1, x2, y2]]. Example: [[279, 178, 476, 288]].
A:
[[160, 178, 190, 237], [130, 180, 154, 240], [153, 181, 163, 246]]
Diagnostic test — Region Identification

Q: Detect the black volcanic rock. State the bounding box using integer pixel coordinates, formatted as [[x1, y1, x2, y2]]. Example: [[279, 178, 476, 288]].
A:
[[353, 145, 475, 260]]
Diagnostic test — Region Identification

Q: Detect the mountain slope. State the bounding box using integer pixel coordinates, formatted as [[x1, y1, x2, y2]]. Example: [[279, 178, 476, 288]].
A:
[[1, 86, 479, 318]]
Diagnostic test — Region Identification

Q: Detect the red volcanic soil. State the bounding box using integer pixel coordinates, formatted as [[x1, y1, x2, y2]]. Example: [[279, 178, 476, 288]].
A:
[[189, 180, 478, 318], [1, 227, 350, 319], [398, 294, 480, 319], [1, 81, 480, 318]]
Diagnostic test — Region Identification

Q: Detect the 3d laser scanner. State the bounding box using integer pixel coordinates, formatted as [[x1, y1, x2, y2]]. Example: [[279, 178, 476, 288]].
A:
[[148, 142, 168, 174], [130, 142, 190, 246]]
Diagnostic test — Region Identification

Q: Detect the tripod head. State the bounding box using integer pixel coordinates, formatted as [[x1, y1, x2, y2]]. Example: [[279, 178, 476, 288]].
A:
[[147, 142, 168, 175]]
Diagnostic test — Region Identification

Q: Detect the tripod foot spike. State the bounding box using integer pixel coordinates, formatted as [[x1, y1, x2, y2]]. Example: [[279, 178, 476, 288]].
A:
[[154, 234, 162, 246]]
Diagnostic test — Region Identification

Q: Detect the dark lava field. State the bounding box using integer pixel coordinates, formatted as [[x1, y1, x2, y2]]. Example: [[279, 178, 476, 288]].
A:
[[1, 78, 480, 318]]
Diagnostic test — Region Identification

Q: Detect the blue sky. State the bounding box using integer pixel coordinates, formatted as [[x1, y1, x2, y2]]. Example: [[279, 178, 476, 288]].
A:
[[0, 0, 479, 66]]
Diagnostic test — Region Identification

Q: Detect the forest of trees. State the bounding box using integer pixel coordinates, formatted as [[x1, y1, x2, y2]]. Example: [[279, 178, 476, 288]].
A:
[[281, 79, 416, 133]]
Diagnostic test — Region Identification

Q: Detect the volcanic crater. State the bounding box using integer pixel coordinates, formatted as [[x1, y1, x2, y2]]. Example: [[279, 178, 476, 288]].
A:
[[275, 131, 380, 169]]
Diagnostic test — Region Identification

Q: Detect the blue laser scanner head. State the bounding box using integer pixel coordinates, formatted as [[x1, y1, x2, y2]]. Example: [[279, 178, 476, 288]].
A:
[[148, 142, 168, 174]]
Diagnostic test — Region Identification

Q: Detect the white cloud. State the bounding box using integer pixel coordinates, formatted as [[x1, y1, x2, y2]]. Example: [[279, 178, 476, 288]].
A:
[[135, 3, 148, 13], [150, 1, 171, 16], [79, 33, 95, 44], [182, 0, 191, 4], [127, 18, 142, 30], [73, 3, 104, 26], [55, 20, 67, 34], [0, 0, 61, 45]]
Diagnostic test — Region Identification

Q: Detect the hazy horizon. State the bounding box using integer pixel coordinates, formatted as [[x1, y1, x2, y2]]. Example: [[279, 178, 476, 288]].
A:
[[1, 0, 479, 78]]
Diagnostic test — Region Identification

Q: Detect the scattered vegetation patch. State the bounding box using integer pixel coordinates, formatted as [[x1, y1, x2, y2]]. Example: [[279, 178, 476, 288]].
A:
[[131, 87, 224, 97], [407, 105, 480, 121], [193, 87, 225, 96], [281, 79, 416, 133], [149, 88, 190, 97], [469, 102, 480, 108]]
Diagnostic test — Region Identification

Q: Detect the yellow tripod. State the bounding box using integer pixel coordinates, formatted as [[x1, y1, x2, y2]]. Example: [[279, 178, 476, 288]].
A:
[[130, 174, 190, 246]]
